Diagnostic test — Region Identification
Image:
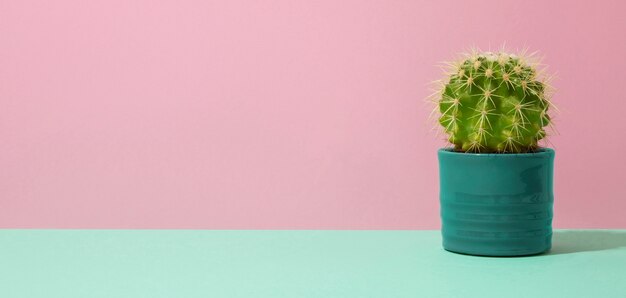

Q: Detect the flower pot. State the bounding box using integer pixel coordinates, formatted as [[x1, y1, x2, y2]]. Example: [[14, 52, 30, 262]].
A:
[[438, 148, 555, 256]]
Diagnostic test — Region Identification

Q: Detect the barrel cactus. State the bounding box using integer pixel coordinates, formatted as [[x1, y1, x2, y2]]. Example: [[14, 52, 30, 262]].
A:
[[432, 49, 555, 153]]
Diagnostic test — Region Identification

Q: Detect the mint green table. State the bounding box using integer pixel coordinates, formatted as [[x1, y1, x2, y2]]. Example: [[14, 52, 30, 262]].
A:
[[1, 230, 625, 297]]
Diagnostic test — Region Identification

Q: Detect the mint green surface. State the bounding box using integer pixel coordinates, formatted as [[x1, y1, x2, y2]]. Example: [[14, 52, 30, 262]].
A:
[[1, 230, 625, 297]]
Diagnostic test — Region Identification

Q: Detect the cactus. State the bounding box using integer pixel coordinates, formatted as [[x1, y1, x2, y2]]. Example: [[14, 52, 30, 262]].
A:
[[432, 49, 554, 153]]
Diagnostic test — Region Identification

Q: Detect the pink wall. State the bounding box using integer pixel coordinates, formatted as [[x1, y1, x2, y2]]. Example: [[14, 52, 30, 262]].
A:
[[2, 1, 625, 229]]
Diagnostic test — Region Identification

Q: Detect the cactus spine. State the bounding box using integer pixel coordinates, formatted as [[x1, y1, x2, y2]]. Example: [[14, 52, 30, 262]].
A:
[[434, 49, 554, 153]]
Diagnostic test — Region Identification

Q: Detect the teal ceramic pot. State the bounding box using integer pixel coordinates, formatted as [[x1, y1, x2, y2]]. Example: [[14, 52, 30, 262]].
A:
[[438, 148, 555, 256]]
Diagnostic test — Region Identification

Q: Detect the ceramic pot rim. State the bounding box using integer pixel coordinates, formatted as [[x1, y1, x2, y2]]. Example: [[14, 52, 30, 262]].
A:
[[438, 147, 555, 158]]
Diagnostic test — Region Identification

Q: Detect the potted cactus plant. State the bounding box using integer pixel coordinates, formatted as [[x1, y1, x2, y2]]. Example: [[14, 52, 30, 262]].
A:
[[431, 49, 556, 256]]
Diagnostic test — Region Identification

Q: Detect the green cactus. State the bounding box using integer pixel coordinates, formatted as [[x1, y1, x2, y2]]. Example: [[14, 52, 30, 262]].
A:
[[434, 50, 554, 153]]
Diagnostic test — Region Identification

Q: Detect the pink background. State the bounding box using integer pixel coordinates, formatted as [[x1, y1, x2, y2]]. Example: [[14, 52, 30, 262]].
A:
[[2, 1, 625, 229]]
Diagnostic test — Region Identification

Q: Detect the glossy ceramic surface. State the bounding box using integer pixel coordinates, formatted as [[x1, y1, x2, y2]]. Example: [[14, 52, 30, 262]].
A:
[[438, 148, 555, 256]]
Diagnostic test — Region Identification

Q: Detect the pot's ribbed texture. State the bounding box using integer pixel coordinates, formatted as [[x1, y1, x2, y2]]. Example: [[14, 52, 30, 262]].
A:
[[438, 148, 555, 256]]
